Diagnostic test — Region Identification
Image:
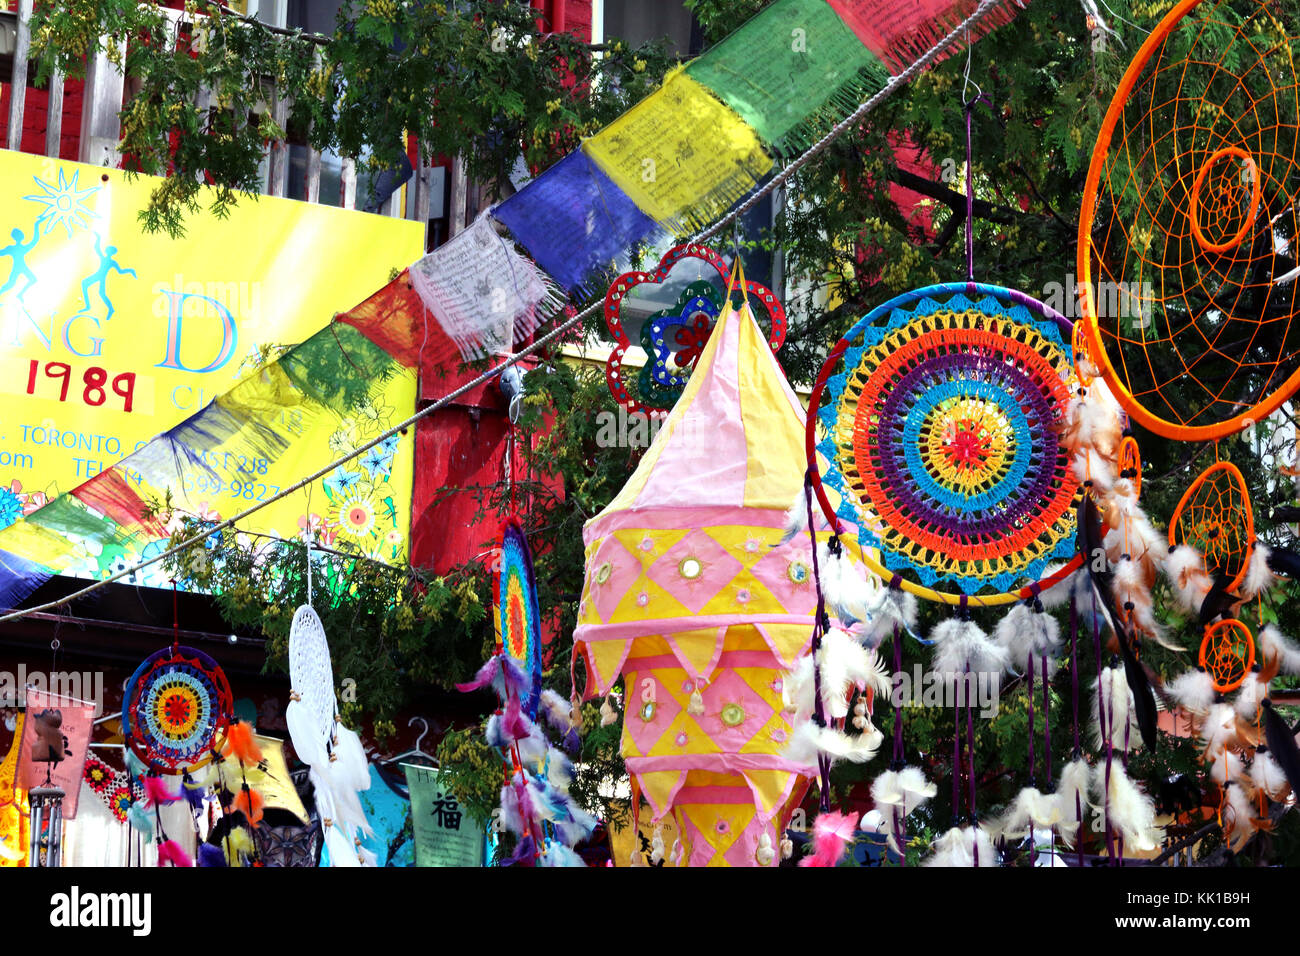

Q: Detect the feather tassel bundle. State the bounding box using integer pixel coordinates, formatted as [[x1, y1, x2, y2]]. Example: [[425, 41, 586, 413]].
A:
[[798, 810, 859, 867], [1258, 625, 1300, 675], [930, 618, 1007, 688], [923, 825, 998, 867], [1091, 665, 1143, 753], [1111, 556, 1171, 648], [142, 775, 180, 808], [1240, 542, 1277, 600], [1222, 782, 1258, 852], [989, 787, 1062, 841], [871, 766, 936, 817], [197, 843, 227, 867], [1164, 668, 1215, 717], [1092, 763, 1161, 852], [1249, 750, 1291, 801], [539, 842, 587, 867], [1055, 757, 1092, 846], [817, 628, 892, 719], [783, 719, 882, 767], [1166, 545, 1213, 616], [156, 839, 194, 868], [993, 603, 1061, 675], [221, 720, 263, 767], [777, 489, 808, 546]]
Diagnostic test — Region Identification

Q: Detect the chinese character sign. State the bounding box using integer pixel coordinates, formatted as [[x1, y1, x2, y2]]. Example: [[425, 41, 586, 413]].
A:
[[405, 765, 485, 867]]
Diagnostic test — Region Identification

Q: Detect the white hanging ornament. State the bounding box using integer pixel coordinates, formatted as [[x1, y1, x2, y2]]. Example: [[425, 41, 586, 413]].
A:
[[852, 694, 869, 731], [599, 693, 619, 726], [756, 831, 775, 866], [687, 679, 707, 716], [650, 825, 665, 865], [780, 835, 794, 860]]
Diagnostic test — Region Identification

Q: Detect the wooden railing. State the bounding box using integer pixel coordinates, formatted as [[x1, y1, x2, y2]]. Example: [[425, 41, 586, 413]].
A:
[[2, 2, 450, 245]]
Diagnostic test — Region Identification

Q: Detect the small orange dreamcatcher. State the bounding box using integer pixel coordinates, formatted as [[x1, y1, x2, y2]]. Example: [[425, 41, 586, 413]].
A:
[[1168, 461, 1254, 592], [1199, 618, 1255, 694], [1118, 435, 1141, 497]]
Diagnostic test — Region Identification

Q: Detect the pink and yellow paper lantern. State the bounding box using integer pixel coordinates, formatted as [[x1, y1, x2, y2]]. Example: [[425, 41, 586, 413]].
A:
[[575, 295, 843, 866]]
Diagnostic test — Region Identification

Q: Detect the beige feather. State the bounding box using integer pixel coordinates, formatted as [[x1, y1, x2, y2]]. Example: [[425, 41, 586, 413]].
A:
[[1240, 542, 1277, 600]]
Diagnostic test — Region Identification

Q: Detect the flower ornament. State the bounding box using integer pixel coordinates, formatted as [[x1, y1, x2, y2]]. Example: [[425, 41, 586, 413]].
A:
[[604, 243, 786, 415]]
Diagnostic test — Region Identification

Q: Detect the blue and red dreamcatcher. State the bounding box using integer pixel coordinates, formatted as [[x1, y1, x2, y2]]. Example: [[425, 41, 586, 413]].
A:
[[122, 643, 234, 774]]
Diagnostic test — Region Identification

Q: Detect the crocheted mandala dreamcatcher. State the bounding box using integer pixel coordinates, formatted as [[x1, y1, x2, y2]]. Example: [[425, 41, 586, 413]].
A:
[[807, 283, 1082, 605], [1078, 0, 1300, 440], [122, 645, 233, 774], [495, 518, 543, 720]]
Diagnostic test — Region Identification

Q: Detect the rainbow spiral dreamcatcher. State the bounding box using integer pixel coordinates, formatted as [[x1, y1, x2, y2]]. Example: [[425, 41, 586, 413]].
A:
[[807, 283, 1083, 605], [123, 645, 234, 774], [495, 518, 543, 719], [1079, 0, 1300, 440]]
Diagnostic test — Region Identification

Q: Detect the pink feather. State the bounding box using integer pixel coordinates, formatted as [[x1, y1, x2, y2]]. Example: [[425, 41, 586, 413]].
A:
[[798, 810, 860, 867], [142, 776, 180, 808], [156, 839, 194, 867], [501, 697, 536, 742]]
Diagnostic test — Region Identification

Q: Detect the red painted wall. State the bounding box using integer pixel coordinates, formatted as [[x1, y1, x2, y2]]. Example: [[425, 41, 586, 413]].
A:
[[0, 77, 85, 162]]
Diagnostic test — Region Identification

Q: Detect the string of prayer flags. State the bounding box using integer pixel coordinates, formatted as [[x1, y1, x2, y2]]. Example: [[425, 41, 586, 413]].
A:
[[582, 67, 774, 237], [684, 0, 890, 158], [409, 214, 566, 362]]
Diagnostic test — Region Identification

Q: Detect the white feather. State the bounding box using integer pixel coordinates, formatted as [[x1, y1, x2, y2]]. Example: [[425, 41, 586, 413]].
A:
[[993, 604, 1061, 674], [1092, 763, 1161, 852], [1038, 566, 1081, 610], [1223, 782, 1258, 852], [923, 825, 998, 867], [852, 590, 919, 648], [1165, 545, 1212, 616], [1208, 747, 1244, 785], [1055, 757, 1092, 846], [1164, 669, 1215, 716], [782, 653, 815, 722], [285, 697, 329, 769], [896, 766, 937, 815], [990, 787, 1062, 840], [1201, 703, 1243, 756], [778, 489, 809, 545], [783, 719, 882, 767], [1240, 542, 1277, 600], [324, 820, 360, 867], [1250, 750, 1291, 799], [871, 769, 903, 805], [930, 618, 1007, 686], [1091, 665, 1142, 752], [1259, 625, 1300, 675], [1234, 671, 1271, 721], [331, 723, 371, 793], [817, 628, 891, 718], [1111, 556, 1170, 647], [538, 688, 575, 732]]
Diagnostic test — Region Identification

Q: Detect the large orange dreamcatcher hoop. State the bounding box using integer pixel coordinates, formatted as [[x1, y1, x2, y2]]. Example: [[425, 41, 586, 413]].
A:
[[1078, 0, 1300, 440], [1168, 460, 1255, 591], [1200, 618, 1256, 693]]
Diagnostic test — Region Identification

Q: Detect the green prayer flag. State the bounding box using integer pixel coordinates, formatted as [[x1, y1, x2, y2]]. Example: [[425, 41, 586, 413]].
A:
[[686, 0, 889, 157]]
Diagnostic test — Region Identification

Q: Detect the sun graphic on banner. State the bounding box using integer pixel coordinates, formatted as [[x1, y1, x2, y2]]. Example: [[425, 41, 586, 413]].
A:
[[24, 169, 99, 236]]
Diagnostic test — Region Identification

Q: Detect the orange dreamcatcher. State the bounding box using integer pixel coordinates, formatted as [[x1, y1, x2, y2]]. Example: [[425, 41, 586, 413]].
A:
[[1118, 435, 1141, 498], [1168, 460, 1255, 592], [1200, 618, 1256, 693], [1078, 0, 1300, 441]]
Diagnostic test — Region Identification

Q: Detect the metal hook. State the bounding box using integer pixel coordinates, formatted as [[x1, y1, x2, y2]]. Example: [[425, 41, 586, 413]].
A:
[[408, 716, 429, 752]]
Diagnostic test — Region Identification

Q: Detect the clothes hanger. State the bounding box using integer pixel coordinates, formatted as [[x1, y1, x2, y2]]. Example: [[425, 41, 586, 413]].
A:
[[384, 716, 438, 768]]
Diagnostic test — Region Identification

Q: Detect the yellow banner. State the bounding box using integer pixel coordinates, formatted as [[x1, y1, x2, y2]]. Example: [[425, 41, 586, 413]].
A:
[[0, 151, 423, 581]]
